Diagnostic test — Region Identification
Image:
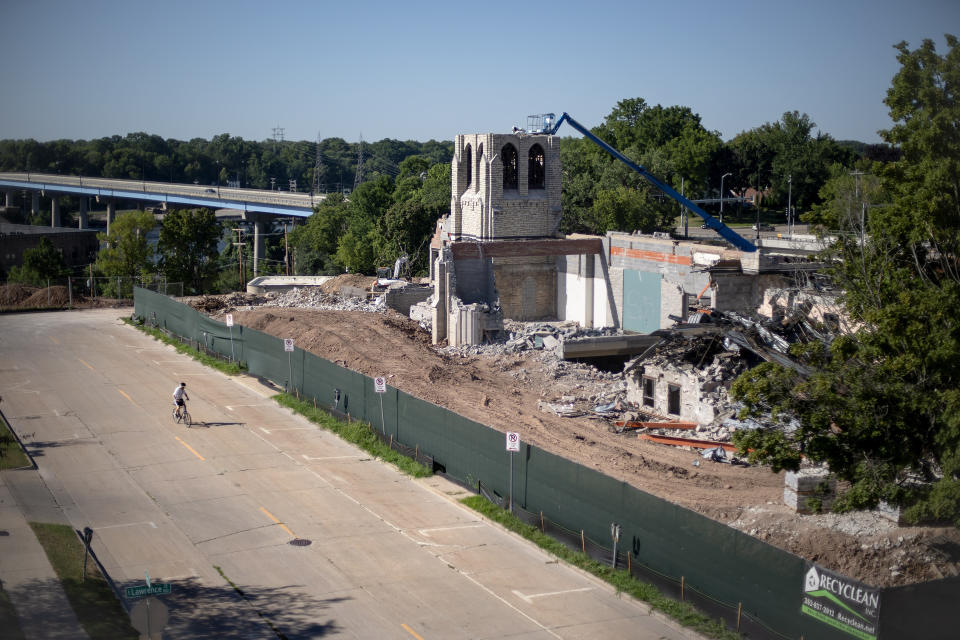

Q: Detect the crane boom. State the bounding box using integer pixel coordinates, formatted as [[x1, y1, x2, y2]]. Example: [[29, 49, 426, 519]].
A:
[[546, 112, 757, 252]]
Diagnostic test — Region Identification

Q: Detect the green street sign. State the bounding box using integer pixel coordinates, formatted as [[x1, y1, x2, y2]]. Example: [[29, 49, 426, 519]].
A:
[[125, 583, 171, 599]]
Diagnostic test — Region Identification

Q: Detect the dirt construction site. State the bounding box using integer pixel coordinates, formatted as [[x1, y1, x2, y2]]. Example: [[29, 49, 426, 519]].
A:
[[178, 275, 960, 590]]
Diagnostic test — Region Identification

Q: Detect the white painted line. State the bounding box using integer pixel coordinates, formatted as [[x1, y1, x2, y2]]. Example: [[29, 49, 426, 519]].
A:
[[302, 454, 363, 461], [94, 521, 158, 531], [511, 587, 594, 604], [259, 427, 271, 434], [225, 404, 270, 410], [418, 524, 485, 537]]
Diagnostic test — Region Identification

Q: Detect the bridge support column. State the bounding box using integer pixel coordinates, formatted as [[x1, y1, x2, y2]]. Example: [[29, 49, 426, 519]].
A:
[[78, 197, 88, 229], [253, 218, 265, 277], [51, 198, 61, 227], [32, 192, 40, 218], [106, 201, 116, 235]]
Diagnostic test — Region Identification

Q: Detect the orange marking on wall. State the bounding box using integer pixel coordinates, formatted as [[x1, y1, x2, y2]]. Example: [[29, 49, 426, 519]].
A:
[[610, 246, 692, 265]]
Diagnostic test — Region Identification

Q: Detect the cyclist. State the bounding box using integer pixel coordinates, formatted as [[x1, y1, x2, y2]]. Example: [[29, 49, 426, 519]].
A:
[[172, 382, 190, 421]]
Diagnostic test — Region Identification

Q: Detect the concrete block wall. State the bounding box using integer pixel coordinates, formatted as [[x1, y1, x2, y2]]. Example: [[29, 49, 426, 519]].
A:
[[493, 256, 556, 320], [383, 285, 433, 315]]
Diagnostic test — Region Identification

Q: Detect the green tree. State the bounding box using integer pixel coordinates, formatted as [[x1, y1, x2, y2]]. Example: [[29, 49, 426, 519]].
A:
[[7, 237, 68, 285], [93, 210, 156, 293], [732, 35, 960, 525], [290, 193, 351, 274], [157, 209, 222, 294]]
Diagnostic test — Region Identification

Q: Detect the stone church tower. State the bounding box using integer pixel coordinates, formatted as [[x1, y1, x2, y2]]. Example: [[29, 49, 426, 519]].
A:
[[449, 132, 562, 240]]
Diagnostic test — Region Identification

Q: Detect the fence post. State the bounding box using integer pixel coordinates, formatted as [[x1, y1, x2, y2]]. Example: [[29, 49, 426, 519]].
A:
[[681, 576, 685, 602], [67, 276, 72, 308], [581, 530, 585, 553], [540, 511, 544, 533], [627, 552, 631, 574], [389, 434, 393, 449], [737, 602, 742, 631], [47, 279, 50, 305]]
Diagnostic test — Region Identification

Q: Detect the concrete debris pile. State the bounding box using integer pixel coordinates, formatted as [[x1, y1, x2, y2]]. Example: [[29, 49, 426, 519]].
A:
[[257, 287, 385, 313], [439, 319, 623, 358], [190, 292, 267, 313]]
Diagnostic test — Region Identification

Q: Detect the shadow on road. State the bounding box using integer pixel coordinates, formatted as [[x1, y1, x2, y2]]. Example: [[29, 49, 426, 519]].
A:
[[186, 421, 245, 429]]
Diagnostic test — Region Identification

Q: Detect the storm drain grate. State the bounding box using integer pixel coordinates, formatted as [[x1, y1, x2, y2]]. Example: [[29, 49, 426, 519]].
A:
[[289, 538, 312, 547]]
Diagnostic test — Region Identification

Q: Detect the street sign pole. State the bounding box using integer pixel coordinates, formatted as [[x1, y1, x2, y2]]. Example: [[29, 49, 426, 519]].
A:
[[226, 314, 235, 362], [284, 339, 295, 392], [506, 432, 520, 513], [374, 376, 387, 434]]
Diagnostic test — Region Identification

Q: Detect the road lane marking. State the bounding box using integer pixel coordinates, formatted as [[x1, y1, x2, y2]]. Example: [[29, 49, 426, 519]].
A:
[[175, 436, 206, 461], [95, 521, 158, 531], [401, 623, 425, 640], [259, 506, 295, 537], [418, 524, 485, 537], [302, 454, 362, 461], [117, 389, 135, 404], [511, 587, 594, 604], [49, 336, 60, 344], [78, 358, 94, 371]]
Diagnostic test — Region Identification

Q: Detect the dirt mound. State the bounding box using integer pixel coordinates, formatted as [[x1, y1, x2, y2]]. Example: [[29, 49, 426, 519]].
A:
[[320, 273, 377, 295], [20, 286, 72, 308], [0, 283, 37, 306]]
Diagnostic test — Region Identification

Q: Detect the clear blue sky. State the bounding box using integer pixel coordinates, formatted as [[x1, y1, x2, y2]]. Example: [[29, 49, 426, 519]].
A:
[[2, 0, 957, 145]]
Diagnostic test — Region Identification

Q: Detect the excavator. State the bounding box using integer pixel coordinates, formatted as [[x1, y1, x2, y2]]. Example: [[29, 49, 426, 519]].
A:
[[527, 113, 756, 253]]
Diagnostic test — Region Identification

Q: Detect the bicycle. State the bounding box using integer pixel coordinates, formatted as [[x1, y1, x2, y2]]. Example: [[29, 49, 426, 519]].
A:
[[173, 403, 192, 427]]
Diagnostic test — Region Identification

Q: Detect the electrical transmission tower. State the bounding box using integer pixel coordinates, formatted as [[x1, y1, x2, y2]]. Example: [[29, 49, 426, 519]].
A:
[[272, 125, 285, 142], [353, 133, 365, 191], [312, 132, 324, 194]]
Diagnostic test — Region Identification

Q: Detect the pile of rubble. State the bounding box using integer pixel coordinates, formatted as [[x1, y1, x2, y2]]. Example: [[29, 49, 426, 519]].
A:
[[259, 287, 385, 313]]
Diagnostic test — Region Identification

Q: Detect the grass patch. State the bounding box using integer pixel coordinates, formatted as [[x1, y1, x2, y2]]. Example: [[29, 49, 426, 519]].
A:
[[124, 317, 246, 376], [274, 393, 432, 478], [28, 522, 137, 639], [0, 412, 30, 469], [460, 496, 740, 640]]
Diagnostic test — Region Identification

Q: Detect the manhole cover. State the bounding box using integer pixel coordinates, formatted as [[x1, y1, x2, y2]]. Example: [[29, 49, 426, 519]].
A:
[[289, 538, 312, 547]]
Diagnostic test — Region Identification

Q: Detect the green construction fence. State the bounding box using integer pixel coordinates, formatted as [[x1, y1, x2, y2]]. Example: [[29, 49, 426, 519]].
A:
[[133, 287, 955, 640]]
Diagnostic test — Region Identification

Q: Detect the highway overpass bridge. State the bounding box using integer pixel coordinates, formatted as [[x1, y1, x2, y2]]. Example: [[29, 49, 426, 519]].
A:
[[0, 172, 325, 275]]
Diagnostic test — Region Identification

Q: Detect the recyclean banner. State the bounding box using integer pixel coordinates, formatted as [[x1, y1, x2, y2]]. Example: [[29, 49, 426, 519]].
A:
[[801, 562, 880, 639]]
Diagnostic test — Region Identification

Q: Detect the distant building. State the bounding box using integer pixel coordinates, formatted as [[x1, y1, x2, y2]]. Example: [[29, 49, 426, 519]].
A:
[[0, 222, 99, 275]]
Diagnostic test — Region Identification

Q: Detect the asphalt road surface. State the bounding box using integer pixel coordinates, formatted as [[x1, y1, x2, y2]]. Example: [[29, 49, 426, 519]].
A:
[[0, 309, 699, 639]]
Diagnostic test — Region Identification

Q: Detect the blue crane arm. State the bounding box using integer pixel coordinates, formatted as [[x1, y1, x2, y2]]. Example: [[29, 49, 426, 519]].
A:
[[550, 112, 757, 252]]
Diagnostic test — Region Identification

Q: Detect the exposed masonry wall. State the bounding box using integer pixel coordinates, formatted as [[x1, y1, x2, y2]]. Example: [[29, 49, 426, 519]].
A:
[[383, 286, 433, 315], [450, 133, 562, 240], [493, 256, 557, 320], [605, 232, 777, 332], [624, 364, 714, 424]]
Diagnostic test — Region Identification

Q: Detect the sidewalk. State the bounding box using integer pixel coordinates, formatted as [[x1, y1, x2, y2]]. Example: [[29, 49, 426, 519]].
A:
[[0, 467, 89, 639]]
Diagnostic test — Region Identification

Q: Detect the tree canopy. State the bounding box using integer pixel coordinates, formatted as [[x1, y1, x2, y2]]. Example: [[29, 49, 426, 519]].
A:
[[732, 35, 960, 525], [157, 209, 222, 294]]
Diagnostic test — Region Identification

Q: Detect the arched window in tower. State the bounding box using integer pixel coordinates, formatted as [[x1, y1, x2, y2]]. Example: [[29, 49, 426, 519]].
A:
[[528, 144, 545, 189], [464, 144, 472, 189], [502, 143, 518, 190], [476, 143, 483, 190]]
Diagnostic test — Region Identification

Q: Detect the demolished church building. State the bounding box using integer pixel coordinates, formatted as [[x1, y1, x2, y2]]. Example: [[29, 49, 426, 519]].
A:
[[416, 124, 841, 432]]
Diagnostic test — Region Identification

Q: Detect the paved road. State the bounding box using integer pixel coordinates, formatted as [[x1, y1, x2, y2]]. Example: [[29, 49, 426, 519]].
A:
[[0, 309, 698, 639]]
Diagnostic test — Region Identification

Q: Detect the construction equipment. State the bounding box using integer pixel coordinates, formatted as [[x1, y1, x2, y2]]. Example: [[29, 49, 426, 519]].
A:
[[529, 113, 757, 253]]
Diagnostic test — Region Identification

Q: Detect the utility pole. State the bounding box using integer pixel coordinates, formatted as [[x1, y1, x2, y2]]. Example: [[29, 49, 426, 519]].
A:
[[353, 133, 365, 191], [284, 222, 289, 276], [232, 228, 246, 288], [312, 132, 324, 195]]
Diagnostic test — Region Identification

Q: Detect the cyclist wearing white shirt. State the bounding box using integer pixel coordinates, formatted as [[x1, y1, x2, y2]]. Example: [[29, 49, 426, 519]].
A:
[[172, 382, 189, 420]]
